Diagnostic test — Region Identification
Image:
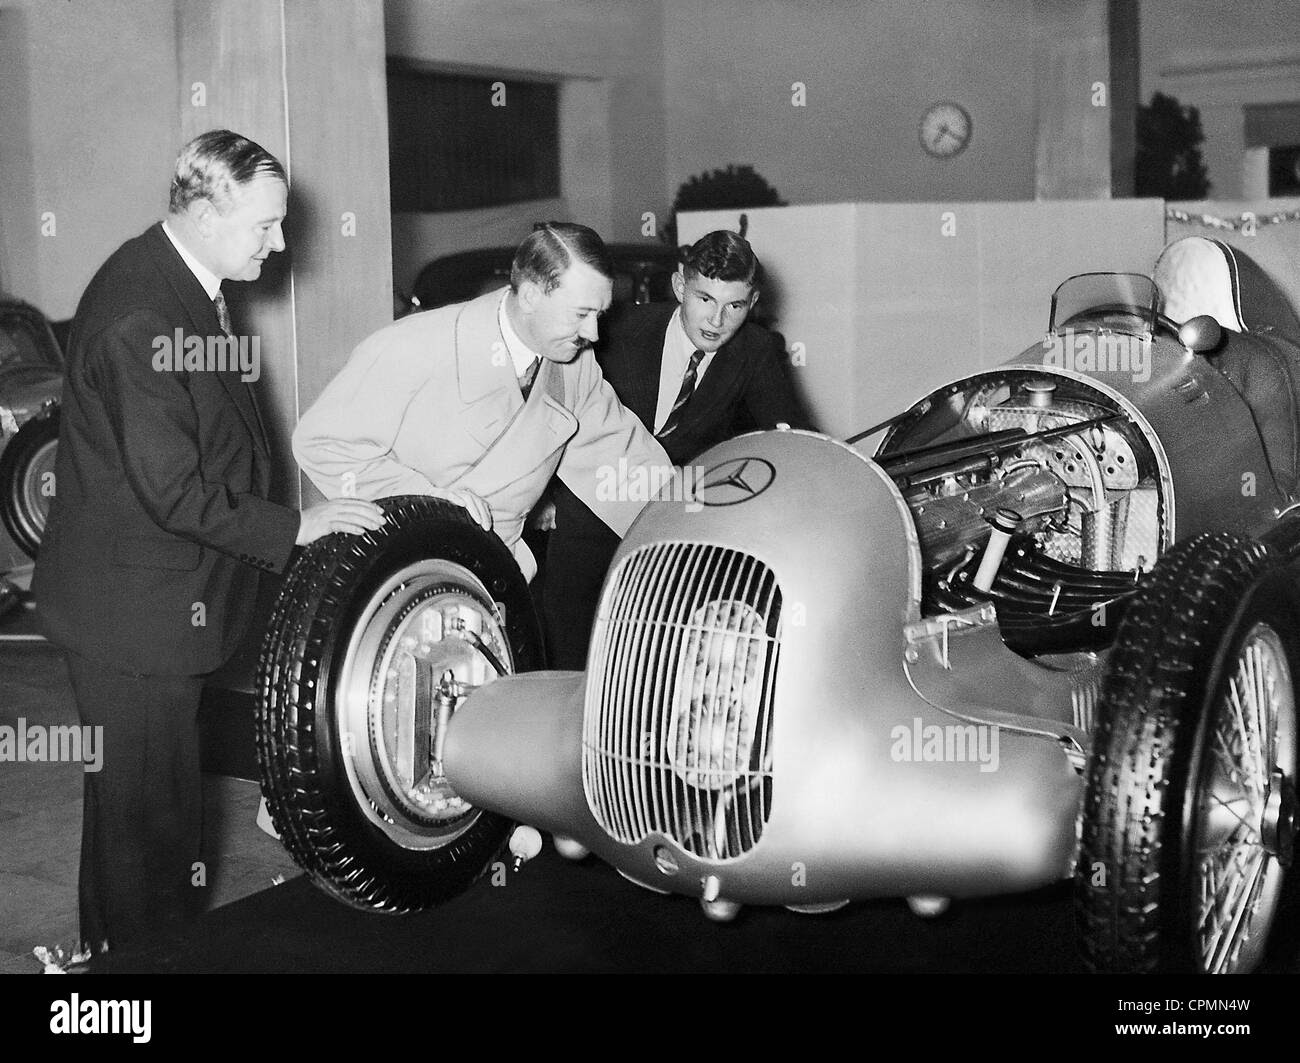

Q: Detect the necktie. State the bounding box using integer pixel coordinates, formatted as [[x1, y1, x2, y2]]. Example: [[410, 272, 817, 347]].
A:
[[212, 289, 268, 445], [213, 291, 233, 337], [519, 357, 540, 401], [657, 349, 705, 439]]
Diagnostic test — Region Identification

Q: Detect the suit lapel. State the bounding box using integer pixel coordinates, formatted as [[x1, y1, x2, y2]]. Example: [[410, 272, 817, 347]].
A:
[[684, 333, 743, 419], [655, 310, 743, 437], [633, 308, 671, 426], [606, 303, 674, 427], [148, 223, 219, 337], [225, 376, 272, 455], [147, 224, 271, 456]]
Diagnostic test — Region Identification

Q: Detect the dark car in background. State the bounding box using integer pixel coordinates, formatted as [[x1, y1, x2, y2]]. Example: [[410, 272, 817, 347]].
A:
[[0, 298, 62, 571], [402, 242, 680, 316]]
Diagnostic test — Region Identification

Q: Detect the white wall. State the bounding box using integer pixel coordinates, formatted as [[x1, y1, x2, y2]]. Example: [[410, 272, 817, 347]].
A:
[[662, 0, 1049, 210], [1165, 198, 1300, 324], [681, 200, 1168, 437], [384, 0, 1131, 265], [0, 0, 180, 318]]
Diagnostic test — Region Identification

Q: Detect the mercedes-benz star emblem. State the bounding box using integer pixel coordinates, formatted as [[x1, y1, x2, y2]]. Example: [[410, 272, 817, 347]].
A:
[[695, 457, 776, 506]]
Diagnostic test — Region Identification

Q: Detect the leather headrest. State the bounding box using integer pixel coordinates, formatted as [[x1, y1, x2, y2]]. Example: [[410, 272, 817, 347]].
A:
[[1154, 235, 1300, 335], [1154, 236, 1245, 332]]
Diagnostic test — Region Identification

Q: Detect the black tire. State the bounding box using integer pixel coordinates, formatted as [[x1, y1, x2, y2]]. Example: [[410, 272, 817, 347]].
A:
[[0, 407, 59, 559], [256, 495, 544, 912], [1076, 532, 1300, 972]]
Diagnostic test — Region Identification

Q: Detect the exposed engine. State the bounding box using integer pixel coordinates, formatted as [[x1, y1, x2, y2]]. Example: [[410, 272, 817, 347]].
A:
[[879, 372, 1168, 655]]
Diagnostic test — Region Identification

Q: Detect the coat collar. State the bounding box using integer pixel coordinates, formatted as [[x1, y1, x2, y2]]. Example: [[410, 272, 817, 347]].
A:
[[449, 286, 577, 469], [454, 286, 520, 404], [146, 222, 225, 339], [144, 223, 271, 456], [455, 379, 576, 496], [617, 301, 748, 429]]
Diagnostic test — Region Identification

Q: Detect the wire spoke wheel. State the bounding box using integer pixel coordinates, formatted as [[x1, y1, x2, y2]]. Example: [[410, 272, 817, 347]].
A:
[[1076, 532, 1300, 973], [1189, 623, 1296, 973]]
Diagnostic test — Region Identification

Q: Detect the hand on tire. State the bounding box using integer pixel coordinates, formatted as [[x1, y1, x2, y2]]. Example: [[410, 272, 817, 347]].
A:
[[431, 487, 492, 531], [529, 498, 556, 532], [297, 499, 386, 544], [259, 493, 542, 911]]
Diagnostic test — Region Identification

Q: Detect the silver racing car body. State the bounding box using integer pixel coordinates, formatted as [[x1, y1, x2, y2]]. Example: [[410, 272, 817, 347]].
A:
[[448, 429, 1087, 905], [258, 238, 1300, 973]]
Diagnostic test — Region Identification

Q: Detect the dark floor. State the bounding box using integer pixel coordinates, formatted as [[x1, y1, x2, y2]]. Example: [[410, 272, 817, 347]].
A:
[[0, 619, 298, 975], [94, 846, 1093, 974], [4, 593, 1090, 973], [5, 577, 1299, 975]]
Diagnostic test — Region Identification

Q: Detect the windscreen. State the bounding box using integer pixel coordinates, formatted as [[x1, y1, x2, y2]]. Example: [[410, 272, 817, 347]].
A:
[[1049, 273, 1158, 338]]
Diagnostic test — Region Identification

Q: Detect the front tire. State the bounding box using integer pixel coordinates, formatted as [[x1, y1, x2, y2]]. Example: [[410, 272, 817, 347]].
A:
[[256, 495, 543, 912], [1076, 532, 1299, 972], [0, 407, 59, 559]]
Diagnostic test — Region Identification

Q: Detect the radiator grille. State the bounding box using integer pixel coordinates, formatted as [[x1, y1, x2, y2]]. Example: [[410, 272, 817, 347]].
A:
[[1072, 674, 1101, 732], [583, 543, 782, 861]]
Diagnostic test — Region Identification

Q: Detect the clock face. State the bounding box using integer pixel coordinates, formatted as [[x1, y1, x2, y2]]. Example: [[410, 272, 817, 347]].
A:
[[919, 101, 972, 158]]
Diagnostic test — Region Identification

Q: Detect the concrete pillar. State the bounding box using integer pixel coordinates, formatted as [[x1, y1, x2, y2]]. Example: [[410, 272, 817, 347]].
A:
[[177, 0, 393, 505]]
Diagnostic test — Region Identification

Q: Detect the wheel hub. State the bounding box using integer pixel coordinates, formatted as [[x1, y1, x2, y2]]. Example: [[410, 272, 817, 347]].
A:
[[337, 561, 512, 847], [1193, 620, 1297, 973], [403, 670, 472, 819], [1261, 769, 1296, 867]]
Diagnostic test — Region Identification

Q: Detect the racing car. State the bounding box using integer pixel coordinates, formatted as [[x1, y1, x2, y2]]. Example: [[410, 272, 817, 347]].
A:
[[256, 236, 1300, 974]]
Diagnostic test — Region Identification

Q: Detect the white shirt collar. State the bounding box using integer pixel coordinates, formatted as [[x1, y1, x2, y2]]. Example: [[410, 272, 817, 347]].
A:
[[497, 289, 540, 378], [161, 220, 223, 301], [654, 308, 717, 433]]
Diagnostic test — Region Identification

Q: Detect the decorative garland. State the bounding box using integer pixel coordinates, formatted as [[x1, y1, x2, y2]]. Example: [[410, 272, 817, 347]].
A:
[[1166, 206, 1300, 232]]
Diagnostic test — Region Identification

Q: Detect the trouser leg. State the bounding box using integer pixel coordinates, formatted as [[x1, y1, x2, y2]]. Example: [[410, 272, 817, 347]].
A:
[[65, 652, 204, 953], [544, 529, 619, 670]]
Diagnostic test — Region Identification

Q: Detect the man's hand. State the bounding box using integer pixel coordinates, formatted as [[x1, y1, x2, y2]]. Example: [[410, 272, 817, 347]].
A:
[[529, 498, 556, 532], [297, 499, 386, 545], [432, 486, 492, 531]]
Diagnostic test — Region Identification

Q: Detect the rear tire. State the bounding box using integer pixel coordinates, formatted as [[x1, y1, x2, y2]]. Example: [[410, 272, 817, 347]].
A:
[[256, 495, 543, 912], [0, 407, 59, 559], [1076, 532, 1299, 972]]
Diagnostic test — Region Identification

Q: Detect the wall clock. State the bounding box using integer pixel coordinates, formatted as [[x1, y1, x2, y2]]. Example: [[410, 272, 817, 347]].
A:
[[919, 101, 972, 159]]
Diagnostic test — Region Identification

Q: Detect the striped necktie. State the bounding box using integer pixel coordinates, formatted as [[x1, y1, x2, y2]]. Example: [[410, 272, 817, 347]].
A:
[[213, 291, 233, 337], [657, 348, 705, 439]]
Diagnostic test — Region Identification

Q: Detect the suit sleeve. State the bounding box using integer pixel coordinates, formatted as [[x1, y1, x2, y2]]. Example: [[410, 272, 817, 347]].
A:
[[741, 328, 814, 430], [88, 308, 300, 571], [557, 351, 673, 536], [292, 325, 444, 500]]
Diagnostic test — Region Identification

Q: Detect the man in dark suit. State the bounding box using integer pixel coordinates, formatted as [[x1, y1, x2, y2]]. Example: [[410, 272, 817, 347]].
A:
[[32, 130, 383, 956], [544, 230, 809, 668]]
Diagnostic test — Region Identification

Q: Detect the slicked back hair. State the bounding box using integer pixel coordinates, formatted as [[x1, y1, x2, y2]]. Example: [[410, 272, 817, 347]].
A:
[[680, 230, 762, 289], [510, 222, 614, 295], [169, 129, 287, 215]]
